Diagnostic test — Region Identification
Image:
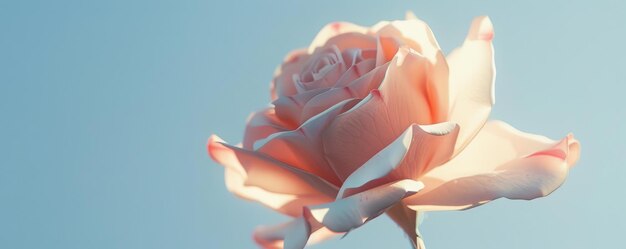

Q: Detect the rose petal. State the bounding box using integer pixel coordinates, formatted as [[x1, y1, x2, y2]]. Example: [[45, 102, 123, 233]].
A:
[[337, 122, 459, 199], [254, 220, 338, 249], [405, 121, 581, 211], [323, 48, 449, 180], [447, 16, 497, 155], [375, 35, 401, 67], [296, 46, 346, 93], [280, 179, 424, 249], [308, 179, 423, 232], [254, 99, 361, 186], [333, 58, 376, 88], [271, 49, 310, 100], [374, 18, 442, 64], [242, 108, 289, 150], [300, 62, 388, 123], [272, 88, 327, 128], [208, 135, 337, 202], [209, 136, 334, 217], [308, 22, 370, 53], [385, 206, 428, 249]]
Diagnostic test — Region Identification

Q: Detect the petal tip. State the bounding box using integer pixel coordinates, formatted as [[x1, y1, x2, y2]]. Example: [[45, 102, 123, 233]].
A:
[[417, 122, 459, 136], [565, 133, 581, 167], [207, 134, 227, 162], [405, 10, 418, 20], [469, 16, 494, 41]]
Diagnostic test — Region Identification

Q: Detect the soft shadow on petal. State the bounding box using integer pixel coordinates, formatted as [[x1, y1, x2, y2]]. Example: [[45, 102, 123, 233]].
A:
[[208, 135, 336, 216], [255, 99, 361, 186], [405, 120, 581, 211], [242, 108, 289, 150], [447, 16, 496, 156]]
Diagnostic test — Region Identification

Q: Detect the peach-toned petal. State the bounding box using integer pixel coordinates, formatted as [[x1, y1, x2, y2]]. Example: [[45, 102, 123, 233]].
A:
[[373, 18, 442, 63], [300, 62, 388, 123], [242, 108, 289, 150], [272, 88, 327, 128], [308, 179, 423, 232], [385, 204, 429, 249], [208, 135, 337, 200], [271, 49, 310, 100], [375, 36, 401, 67], [308, 22, 369, 53], [337, 122, 458, 199], [255, 99, 361, 186], [323, 48, 449, 180], [333, 58, 376, 88], [254, 220, 338, 249], [279, 179, 423, 249], [447, 16, 496, 155], [295, 46, 346, 93], [209, 136, 334, 217], [378, 47, 448, 127], [405, 121, 581, 211]]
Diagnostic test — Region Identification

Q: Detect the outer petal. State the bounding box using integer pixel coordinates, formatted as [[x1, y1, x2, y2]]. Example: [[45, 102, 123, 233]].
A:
[[447, 16, 497, 155], [405, 121, 581, 211], [386, 204, 426, 249], [337, 122, 459, 199], [307, 179, 423, 232], [208, 136, 337, 216], [254, 220, 337, 249], [323, 47, 449, 180], [243, 108, 289, 150], [255, 99, 361, 186], [281, 179, 424, 249]]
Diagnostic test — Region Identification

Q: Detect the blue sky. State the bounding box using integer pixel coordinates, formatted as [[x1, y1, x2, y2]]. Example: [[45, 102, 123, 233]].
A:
[[1, 0, 624, 248]]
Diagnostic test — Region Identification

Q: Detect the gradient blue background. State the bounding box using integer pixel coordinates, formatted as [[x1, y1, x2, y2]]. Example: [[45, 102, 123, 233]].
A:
[[2, 1, 624, 248]]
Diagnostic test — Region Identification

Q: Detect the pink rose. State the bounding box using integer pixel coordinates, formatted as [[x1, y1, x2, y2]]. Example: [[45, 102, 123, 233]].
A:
[[208, 14, 580, 249]]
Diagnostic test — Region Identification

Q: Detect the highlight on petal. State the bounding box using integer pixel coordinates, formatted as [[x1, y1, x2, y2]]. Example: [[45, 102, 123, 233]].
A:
[[373, 18, 442, 64], [446, 16, 496, 155], [405, 121, 581, 211], [208, 135, 336, 216]]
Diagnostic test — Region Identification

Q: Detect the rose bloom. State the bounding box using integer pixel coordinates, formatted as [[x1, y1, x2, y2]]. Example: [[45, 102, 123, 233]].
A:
[[208, 13, 580, 249]]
